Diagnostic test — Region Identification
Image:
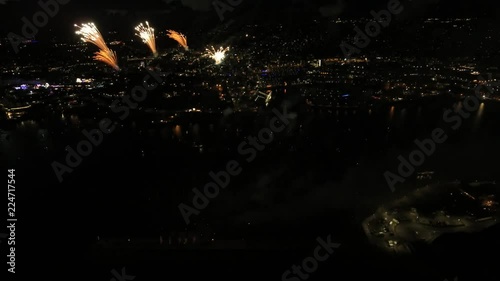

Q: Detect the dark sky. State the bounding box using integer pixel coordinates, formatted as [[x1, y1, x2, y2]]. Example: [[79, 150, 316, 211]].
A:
[[0, 0, 497, 38], [62, 0, 496, 16]]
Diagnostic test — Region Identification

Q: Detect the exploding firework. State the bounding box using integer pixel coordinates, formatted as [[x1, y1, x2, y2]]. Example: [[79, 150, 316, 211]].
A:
[[75, 23, 120, 70], [167, 30, 188, 50], [94, 48, 120, 71], [135, 21, 157, 57], [75, 23, 107, 50], [204, 46, 229, 65]]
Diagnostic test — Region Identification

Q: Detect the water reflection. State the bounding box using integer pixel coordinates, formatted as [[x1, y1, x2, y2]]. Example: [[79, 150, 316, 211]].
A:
[[70, 115, 80, 126], [173, 125, 182, 139], [1, 103, 495, 170], [400, 108, 407, 122], [192, 123, 200, 140], [474, 102, 485, 130], [389, 106, 395, 120]]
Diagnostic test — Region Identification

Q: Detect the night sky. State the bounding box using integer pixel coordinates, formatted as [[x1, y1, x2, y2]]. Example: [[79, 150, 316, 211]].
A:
[[0, 0, 497, 38]]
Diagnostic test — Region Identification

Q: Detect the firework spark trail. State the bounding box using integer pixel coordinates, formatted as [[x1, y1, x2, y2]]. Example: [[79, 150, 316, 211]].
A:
[[75, 22, 120, 70], [204, 46, 229, 65], [75, 23, 108, 51], [94, 49, 120, 71], [166, 30, 188, 50], [135, 21, 157, 57]]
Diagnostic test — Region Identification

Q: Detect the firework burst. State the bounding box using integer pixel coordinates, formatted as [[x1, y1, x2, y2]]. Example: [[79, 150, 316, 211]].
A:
[[204, 46, 229, 65], [167, 30, 188, 50], [135, 21, 157, 57], [94, 49, 120, 71], [75, 23, 119, 70], [75, 23, 107, 50]]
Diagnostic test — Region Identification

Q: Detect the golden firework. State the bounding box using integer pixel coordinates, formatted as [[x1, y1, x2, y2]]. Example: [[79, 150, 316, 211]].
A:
[[75, 22, 120, 71], [94, 48, 120, 71], [204, 46, 229, 65], [135, 21, 157, 57], [75, 23, 108, 50], [167, 30, 188, 50]]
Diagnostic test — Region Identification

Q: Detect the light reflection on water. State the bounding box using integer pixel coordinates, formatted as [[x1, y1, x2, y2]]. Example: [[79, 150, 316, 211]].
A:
[[0, 103, 493, 163], [400, 108, 407, 122], [70, 115, 80, 126], [192, 123, 200, 141], [474, 102, 485, 130], [173, 125, 182, 139]]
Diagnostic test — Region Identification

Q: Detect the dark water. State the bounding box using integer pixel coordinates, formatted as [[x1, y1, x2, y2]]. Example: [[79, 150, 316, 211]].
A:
[[1, 96, 499, 280]]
